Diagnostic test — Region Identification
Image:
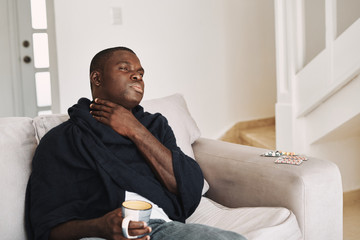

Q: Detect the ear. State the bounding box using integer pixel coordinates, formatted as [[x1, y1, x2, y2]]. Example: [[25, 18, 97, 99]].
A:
[[90, 70, 102, 87]]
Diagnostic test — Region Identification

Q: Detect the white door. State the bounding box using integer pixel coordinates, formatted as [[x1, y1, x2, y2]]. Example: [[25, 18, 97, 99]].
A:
[[0, 0, 58, 117]]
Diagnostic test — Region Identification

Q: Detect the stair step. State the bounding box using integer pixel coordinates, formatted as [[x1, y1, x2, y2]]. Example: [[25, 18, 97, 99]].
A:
[[240, 125, 276, 149], [220, 117, 275, 149]]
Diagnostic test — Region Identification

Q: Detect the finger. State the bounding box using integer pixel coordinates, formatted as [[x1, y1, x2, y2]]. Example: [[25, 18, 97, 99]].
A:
[[127, 226, 152, 239], [91, 112, 110, 125], [92, 116, 108, 125], [90, 103, 113, 113], [116, 208, 123, 216], [128, 221, 148, 229], [94, 98, 117, 108], [90, 111, 111, 125], [119, 234, 150, 240], [125, 221, 151, 238], [90, 109, 110, 119]]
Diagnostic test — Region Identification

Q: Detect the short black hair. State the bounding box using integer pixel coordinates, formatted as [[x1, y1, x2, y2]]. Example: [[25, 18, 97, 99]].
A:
[[89, 46, 136, 74]]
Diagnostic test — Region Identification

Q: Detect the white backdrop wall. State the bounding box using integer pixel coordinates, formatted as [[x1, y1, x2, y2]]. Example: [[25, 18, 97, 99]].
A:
[[53, 0, 276, 138]]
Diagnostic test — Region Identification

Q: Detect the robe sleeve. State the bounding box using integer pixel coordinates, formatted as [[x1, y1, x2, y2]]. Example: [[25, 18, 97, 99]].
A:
[[154, 115, 204, 221]]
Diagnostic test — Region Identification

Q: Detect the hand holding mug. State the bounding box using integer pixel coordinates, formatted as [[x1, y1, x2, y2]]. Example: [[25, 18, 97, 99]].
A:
[[122, 200, 153, 239]]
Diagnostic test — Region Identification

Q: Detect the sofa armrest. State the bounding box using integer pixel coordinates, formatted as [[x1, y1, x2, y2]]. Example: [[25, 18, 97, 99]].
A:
[[192, 137, 343, 240]]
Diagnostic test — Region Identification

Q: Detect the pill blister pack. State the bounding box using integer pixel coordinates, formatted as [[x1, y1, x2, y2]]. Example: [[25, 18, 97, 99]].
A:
[[274, 156, 309, 166], [261, 150, 297, 157], [261, 150, 309, 165]]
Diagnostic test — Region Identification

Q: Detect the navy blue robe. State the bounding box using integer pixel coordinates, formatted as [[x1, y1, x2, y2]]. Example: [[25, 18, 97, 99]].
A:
[[25, 98, 204, 240]]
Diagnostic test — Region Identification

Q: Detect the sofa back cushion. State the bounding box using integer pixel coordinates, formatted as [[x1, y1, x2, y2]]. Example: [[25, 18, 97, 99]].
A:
[[141, 93, 201, 158], [0, 117, 38, 240], [33, 114, 69, 141]]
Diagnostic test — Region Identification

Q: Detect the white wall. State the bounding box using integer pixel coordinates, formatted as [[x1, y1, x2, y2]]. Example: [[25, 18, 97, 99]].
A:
[[53, 0, 276, 138]]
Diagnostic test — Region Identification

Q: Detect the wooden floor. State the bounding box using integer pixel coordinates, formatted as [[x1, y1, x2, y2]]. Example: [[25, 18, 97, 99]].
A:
[[220, 120, 360, 239], [344, 190, 360, 240]]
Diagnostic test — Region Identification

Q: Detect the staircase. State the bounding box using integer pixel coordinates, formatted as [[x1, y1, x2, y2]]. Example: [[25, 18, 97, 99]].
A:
[[274, 0, 360, 194], [220, 117, 276, 150], [221, 18, 360, 153], [293, 18, 360, 147], [274, 0, 360, 152]]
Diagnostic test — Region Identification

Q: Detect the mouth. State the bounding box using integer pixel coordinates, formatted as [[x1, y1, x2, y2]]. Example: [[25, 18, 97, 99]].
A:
[[130, 84, 143, 94]]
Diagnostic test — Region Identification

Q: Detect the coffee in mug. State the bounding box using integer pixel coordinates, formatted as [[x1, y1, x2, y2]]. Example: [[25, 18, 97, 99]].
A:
[[121, 200, 152, 239]]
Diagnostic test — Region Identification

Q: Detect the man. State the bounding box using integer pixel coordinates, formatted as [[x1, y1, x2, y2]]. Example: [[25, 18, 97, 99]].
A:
[[25, 47, 246, 240]]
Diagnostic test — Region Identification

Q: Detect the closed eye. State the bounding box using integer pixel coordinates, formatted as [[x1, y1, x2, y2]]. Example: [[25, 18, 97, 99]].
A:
[[119, 66, 128, 71]]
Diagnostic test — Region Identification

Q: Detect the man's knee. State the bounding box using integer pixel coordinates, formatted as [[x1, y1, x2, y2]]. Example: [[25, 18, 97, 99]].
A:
[[186, 223, 247, 240], [149, 220, 246, 240]]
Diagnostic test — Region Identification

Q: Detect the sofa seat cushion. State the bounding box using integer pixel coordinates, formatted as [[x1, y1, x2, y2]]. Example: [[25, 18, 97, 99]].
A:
[[0, 117, 38, 240], [186, 197, 302, 240]]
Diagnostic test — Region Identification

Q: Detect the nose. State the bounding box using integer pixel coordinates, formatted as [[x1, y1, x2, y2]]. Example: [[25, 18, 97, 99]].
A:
[[131, 72, 143, 81]]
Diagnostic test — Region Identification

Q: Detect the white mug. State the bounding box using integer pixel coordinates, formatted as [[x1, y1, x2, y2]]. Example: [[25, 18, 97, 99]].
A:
[[121, 200, 152, 239]]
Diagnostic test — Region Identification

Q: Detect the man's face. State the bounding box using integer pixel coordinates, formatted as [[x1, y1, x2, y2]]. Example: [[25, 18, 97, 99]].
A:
[[96, 50, 145, 110]]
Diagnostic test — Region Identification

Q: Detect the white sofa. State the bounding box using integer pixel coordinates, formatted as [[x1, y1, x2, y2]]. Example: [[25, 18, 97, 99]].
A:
[[0, 94, 343, 240]]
